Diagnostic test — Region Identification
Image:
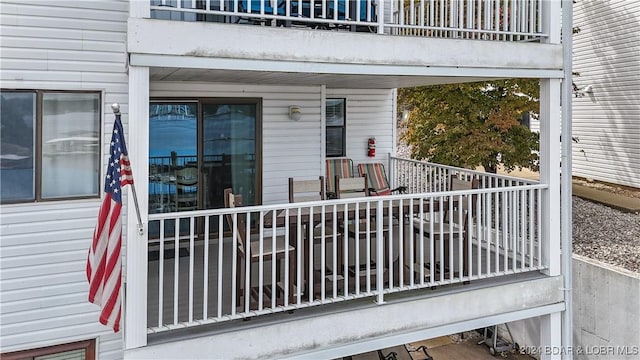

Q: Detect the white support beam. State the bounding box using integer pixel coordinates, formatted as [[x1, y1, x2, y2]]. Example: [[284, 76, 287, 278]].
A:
[[125, 65, 150, 350], [540, 312, 563, 360], [127, 18, 563, 76], [539, 78, 561, 277], [541, 2, 567, 357], [130, 53, 564, 80], [541, 0, 561, 45], [320, 84, 327, 175]]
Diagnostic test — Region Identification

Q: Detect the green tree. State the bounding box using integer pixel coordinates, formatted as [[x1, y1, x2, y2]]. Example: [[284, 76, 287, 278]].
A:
[[398, 79, 540, 174]]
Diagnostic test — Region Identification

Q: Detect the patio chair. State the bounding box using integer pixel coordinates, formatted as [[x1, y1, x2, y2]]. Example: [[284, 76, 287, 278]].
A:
[[326, 158, 354, 199], [289, 176, 342, 293], [410, 177, 478, 282], [224, 188, 296, 309], [288, 176, 325, 203], [335, 175, 369, 198], [356, 162, 407, 196], [238, 0, 290, 17]]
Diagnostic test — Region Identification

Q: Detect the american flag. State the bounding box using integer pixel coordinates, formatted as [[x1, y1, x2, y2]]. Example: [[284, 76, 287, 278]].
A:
[[86, 114, 133, 333]]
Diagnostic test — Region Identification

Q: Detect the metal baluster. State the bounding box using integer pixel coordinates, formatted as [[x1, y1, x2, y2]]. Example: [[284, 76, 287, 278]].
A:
[[188, 216, 195, 322], [173, 215, 180, 325], [271, 210, 276, 309], [231, 213, 237, 315], [284, 208, 290, 306], [217, 216, 223, 318], [158, 220, 165, 327]]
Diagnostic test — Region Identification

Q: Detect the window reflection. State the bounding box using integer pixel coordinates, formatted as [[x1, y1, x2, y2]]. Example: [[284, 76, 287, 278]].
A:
[[148, 102, 198, 214], [42, 93, 100, 198], [326, 98, 346, 157], [0, 92, 35, 202], [203, 104, 257, 209]]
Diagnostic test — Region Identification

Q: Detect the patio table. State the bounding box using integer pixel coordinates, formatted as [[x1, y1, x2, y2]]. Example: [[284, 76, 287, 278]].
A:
[[262, 198, 463, 294]]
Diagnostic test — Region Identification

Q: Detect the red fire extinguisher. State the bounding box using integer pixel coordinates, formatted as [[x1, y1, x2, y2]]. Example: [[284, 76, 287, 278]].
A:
[[367, 137, 376, 157]]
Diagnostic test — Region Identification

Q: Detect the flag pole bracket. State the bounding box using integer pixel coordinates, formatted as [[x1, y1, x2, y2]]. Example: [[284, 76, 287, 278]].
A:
[[112, 103, 145, 236]]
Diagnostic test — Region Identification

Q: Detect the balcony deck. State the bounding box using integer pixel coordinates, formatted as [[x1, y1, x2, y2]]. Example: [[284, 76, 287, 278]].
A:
[[144, 159, 548, 335], [147, 232, 533, 329]]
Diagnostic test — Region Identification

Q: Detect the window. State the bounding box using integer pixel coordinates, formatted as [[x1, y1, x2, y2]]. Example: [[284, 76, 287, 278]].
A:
[[0, 90, 101, 203], [325, 98, 346, 157], [1, 339, 95, 360]]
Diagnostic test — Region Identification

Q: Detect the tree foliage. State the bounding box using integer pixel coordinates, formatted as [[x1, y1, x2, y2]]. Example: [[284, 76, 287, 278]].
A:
[[398, 79, 540, 173]]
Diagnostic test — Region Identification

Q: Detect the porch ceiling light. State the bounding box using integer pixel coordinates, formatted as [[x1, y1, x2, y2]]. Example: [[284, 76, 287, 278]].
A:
[[289, 105, 302, 121]]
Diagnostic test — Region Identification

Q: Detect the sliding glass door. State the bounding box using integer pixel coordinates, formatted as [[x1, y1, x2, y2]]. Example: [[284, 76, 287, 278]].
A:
[[148, 99, 260, 216], [202, 103, 257, 209], [149, 102, 198, 214]]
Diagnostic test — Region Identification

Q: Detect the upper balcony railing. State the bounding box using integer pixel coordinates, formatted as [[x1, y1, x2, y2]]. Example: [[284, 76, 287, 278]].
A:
[[149, 0, 547, 42]]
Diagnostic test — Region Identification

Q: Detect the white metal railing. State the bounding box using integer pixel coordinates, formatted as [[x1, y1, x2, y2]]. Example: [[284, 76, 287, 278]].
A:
[[146, 178, 546, 333], [389, 0, 544, 41], [389, 156, 539, 194], [149, 0, 546, 41]]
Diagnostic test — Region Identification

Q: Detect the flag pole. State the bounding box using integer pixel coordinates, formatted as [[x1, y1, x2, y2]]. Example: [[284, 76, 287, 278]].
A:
[[112, 103, 144, 235]]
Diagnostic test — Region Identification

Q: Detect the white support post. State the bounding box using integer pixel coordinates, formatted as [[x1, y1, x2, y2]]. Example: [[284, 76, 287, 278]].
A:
[[389, 88, 398, 187], [539, 0, 561, 278], [131, 0, 151, 18], [540, 2, 567, 359], [539, 78, 561, 277], [125, 65, 150, 350], [560, 0, 574, 358], [541, 0, 561, 44], [377, 0, 384, 34], [540, 312, 562, 360], [320, 85, 327, 177]]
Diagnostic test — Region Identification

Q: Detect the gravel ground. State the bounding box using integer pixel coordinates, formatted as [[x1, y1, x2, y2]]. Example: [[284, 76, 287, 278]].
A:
[[572, 196, 640, 273]]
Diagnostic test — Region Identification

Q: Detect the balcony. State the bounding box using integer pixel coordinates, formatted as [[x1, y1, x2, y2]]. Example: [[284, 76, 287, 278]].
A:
[[144, 158, 549, 335], [128, 0, 562, 89], [149, 0, 547, 42]]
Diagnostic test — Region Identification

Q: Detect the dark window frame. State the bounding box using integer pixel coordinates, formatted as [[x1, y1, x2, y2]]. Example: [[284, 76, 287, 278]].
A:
[[149, 97, 264, 208], [1, 339, 96, 360], [325, 98, 346, 158], [0, 89, 102, 204]]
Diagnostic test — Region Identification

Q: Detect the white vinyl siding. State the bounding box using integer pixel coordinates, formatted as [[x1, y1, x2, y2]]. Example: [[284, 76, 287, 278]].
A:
[[0, 0, 127, 358], [572, 0, 640, 188], [149, 84, 395, 205], [328, 89, 395, 166]]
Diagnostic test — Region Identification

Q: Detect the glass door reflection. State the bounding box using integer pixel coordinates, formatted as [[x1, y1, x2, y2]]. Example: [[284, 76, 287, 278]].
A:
[[202, 103, 257, 210], [148, 102, 198, 215]]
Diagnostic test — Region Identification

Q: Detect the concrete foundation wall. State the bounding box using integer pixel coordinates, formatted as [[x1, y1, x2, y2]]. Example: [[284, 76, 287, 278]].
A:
[[509, 255, 640, 359]]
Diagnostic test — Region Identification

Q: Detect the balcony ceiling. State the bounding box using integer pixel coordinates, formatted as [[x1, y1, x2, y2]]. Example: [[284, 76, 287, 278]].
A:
[[149, 66, 491, 88]]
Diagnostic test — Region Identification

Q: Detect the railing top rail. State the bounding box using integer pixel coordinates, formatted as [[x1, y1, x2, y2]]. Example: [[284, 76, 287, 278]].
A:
[[390, 156, 540, 185], [148, 183, 546, 220]]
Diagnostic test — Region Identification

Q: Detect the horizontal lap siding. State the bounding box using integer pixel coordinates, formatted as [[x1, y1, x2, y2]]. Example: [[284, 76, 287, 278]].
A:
[[0, 0, 127, 357], [328, 89, 395, 166], [572, 0, 640, 188], [149, 85, 396, 204]]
